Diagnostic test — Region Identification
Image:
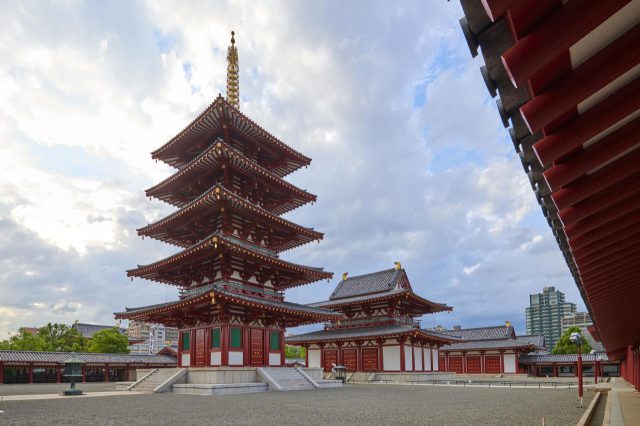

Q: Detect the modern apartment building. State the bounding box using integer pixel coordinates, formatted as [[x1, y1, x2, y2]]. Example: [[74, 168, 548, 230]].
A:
[[526, 287, 576, 349], [561, 312, 593, 334]]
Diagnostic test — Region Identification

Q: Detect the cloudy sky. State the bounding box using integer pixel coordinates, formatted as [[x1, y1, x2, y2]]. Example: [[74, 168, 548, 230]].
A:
[[0, 0, 586, 338]]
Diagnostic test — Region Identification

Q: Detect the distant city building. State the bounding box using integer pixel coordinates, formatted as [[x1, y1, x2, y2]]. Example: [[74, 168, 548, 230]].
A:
[[525, 286, 576, 349], [561, 312, 592, 334], [126, 320, 179, 354]]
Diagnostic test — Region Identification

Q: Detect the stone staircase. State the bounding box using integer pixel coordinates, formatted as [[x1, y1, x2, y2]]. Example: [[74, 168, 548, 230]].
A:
[[128, 367, 184, 393], [257, 367, 315, 391], [348, 372, 374, 383]]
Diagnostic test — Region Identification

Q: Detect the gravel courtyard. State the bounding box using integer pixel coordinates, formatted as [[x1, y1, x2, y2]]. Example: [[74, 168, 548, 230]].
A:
[[0, 383, 591, 425]]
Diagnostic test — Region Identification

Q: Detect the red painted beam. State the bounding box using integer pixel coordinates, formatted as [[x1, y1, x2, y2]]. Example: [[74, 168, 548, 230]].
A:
[[551, 146, 640, 211], [533, 76, 640, 167], [544, 117, 640, 191], [481, 0, 517, 22], [519, 23, 640, 133], [506, 0, 561, 39], [559, 171, 640, 226], [569, 213, 640, 253], [564, 193, 640, 239], [580, 251, 640, 281], [578, 244, 640, 276], [502, 0, 630, 88], [582, 265, 640, 289], [573, 226, 640, 265]]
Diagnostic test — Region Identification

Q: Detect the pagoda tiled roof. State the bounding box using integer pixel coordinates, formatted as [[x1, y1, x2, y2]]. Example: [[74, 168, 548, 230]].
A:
[[126, 231, 332, 288], [518, 353, 611, 364], [115, 282, 341, 323], [516, 334, 546, 349], [0, 350, 176, 365], [286, 325, 456, 345], [146, 140, 316, 214], [438, 325, 515, 341], [137, 185, 322, 251], [152, 95, 310, 176], [309, 288, 451, 314], [329, 268, 403, 299]]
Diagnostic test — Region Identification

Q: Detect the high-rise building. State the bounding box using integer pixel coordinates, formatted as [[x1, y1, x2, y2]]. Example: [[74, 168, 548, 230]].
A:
[[561, 312, 592, 334], [525, 286, 576, 349]]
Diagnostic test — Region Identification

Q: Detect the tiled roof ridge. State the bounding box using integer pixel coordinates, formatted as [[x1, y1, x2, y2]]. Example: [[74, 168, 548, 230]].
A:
[[329, 268, 400, 300]]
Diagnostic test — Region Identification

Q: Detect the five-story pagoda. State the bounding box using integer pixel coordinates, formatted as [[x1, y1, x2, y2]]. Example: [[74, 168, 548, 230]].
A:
[[115, 33, 338, 368]]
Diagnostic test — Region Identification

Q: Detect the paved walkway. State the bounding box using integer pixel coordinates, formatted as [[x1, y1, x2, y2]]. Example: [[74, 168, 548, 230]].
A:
[[0, 390, 141, 401], [610, 378, 640, 426]]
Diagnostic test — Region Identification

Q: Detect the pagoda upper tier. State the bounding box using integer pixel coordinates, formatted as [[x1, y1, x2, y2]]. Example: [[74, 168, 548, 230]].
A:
[[152, 95, 310, 176], [127, 232, 331, 290], [138, 185, 323, 251], [146, 139, 316, 214]]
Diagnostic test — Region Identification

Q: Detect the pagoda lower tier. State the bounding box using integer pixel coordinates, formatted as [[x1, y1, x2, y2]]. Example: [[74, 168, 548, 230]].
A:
[[115, 282, 340, 368]]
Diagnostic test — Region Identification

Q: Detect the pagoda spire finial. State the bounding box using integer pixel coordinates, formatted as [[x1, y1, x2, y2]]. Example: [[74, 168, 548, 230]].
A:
[[226, 30, 240, 109]]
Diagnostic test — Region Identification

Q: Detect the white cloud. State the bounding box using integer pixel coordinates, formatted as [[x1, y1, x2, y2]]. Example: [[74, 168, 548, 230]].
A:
[[462, 263, 480, 275]]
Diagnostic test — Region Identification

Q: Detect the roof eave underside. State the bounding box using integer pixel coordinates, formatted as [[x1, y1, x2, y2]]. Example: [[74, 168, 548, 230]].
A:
[[459, 0, 640, 358], [309, 289, 451, 314]]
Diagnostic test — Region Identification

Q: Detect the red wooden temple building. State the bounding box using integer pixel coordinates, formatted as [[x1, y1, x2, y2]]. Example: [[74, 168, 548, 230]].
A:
[[459, 0, 640, 389], [286, 265, 456, 372], [115, 33, 339, 368]]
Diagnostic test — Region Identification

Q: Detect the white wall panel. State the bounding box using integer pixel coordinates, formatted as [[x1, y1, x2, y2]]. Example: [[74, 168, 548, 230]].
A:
[[210, 352, 221, 366], [503, 353, 516, 373], [181, 354, 191, 367], [228, 351, 243, 365], [269, 353, 281, 366], [383, 345, 400, 371], [432, 349, 439, 371], [404, 345, 413, 371], [414, 347, 423, 371], [308, 349, 321, 368]]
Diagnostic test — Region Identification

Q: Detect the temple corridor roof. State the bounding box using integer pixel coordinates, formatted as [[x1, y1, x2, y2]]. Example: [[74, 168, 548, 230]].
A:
[[286, 325, 457, 345]]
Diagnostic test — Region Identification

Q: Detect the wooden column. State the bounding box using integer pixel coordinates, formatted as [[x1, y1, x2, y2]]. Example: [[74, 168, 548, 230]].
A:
[[462, 351, 467, 373], [263, 329, 269, 366], [243, 326, 250, 366], [399, 338, 406, 372], [56, 365, 61, 383], [355, 341, 362, 372], [280, 332, 285, 367], [377, 339, 384, 372], [0, 362, 3, 384], [304, 344, 309, 368], [82, 365, 86, 383], [499, 350, 504, 373], [430, 347, 434, 371], [336, 342, 344, 366], [480, 351, 485, 373], [319, 343, 325, 371], [221, 325, 229, 366], [411, 342, 416, 372], [104, 364, 109, 382], [28, 364, 33, 384]]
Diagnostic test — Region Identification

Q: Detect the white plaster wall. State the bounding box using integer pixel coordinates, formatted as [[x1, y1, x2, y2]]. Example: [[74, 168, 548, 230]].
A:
[[228, 351, 243, 365], [211, 352, 221, 366], [432, 349, 439, 371], [383, 345, 400, 371], [503, 353, 516, 373], [425, 348, 432, 370], [181, 354, 191, 367], [404, 346, 413, 371], [414, 347, 423, 371], [308, 349, 321, 368], [269, 353, 281, 366]]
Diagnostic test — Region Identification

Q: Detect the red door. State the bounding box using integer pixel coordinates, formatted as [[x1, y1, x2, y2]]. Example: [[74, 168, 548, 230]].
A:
[[250, 329, 263, 366], [362, 348, 379, 371], [439, 356, 446, 371], [324, 349, 338, 372], [449, 357, 463, 373], [194, 328, 206, 367], [466, 356, 481, 373], [485, 356, 501, 373], [343, 349, 357, 371]]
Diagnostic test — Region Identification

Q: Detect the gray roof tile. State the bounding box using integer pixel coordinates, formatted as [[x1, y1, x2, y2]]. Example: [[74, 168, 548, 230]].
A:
[[437, 325, 515, 341], [0, 350, 176, 365], [286, 325, 455, 344], [330, 268, 403, 300], [518, 353, 610, 364]]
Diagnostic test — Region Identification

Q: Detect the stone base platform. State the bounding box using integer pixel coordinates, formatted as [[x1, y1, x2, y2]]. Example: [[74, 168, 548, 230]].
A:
[[373, 372, 456, 382], [172, 382, 268, 396]]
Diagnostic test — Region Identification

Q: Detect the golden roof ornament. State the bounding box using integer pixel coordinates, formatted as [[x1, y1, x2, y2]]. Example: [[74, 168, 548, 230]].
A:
[[226, 31, 240, 109]]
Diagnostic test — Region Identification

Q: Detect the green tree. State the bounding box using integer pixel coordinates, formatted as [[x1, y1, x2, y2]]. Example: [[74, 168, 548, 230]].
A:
[[0, 329, 47, 351], [285, 345, 306, 359], [552, 326, 593, 354], [37, 323, 88, 352], [88, 327, 130, 354]]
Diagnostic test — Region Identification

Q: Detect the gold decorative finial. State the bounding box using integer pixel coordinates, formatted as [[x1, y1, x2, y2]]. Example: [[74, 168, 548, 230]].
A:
[[394, 261, 402, 270], [342, 272, 348, 281], [227, 30, 240, 109]]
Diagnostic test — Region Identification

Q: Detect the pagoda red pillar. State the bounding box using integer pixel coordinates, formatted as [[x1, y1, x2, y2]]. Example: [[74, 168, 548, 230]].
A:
[[305, 345, 309, 368], [221, 325, 229, 366], [399, 338, 406, 372], [377, 339, 384, 372]]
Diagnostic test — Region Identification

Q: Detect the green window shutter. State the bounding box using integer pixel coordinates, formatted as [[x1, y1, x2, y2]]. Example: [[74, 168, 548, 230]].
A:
[[230, 327, 242, 348], [181, 332, 190, 350], [270, 331, 280, 351], [211, 328, 221, 349]]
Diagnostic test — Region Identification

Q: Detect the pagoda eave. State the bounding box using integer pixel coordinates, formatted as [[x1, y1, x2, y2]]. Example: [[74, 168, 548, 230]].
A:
[[151, 95, 311, 176]]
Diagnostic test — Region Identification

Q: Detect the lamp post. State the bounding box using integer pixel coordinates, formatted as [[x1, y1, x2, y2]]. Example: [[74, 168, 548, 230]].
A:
[[62, 354, 84, 396], [570, 332, 583, 407]]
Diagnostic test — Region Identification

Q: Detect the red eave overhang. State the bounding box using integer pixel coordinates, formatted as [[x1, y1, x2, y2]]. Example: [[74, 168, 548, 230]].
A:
[[459, 0, 640, 357]]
